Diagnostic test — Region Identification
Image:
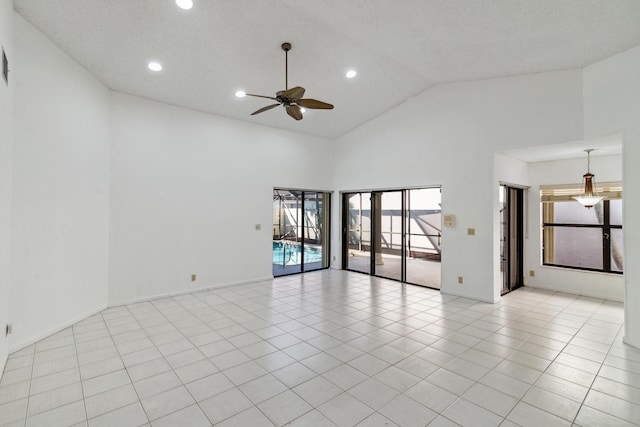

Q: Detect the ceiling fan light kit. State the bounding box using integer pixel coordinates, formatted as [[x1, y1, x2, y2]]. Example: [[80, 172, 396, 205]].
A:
[[246, 42, 334, 121]]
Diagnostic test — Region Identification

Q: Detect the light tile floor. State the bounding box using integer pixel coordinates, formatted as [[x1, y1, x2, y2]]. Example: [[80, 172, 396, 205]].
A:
[[1, 270, 639, 426]]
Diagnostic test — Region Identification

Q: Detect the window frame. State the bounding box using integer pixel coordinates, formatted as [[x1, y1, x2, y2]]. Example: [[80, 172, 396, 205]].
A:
[[542, 195, 623, 274]]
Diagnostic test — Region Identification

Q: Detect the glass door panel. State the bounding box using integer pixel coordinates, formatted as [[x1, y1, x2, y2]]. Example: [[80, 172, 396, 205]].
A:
[[344, 192, 372, 274], [273, 190, 302, 276], [372, 191, 402, 281], [405, 188, 441, 288], [303, 192, 329, 271]]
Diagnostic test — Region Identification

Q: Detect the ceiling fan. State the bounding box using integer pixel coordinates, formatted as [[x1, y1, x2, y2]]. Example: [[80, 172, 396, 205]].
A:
[[246, 42, 334, 121]]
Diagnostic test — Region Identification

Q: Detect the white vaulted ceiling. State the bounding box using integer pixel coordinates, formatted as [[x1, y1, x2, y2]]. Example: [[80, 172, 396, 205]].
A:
[[13, 0, 640, 138]]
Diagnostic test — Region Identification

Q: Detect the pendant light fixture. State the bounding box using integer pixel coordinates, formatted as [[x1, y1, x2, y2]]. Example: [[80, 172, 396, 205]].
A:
[[572, 149, 604, 209]]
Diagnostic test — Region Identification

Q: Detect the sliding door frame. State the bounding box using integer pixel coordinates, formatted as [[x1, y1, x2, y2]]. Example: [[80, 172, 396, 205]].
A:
[[342, 186, 441, 289], [273, 188, 332, 277]]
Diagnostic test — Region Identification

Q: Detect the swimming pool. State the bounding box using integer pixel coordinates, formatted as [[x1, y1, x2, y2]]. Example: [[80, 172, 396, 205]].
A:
[[272, 242, 323, 265]]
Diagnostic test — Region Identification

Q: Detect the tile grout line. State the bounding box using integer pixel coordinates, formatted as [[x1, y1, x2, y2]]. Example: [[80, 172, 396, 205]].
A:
[[501, 293, 619, 425], [569, 319, 626, 426], [72, 322, 89, 426], [170, 290, 280, 425], [2, 271, 633, 427], [99, 306, 151, 426], [22, 344, 35, 427], [499, 291, 585, 425]]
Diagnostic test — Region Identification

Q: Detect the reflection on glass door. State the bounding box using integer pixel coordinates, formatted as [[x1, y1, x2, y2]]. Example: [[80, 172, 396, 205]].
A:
[[406, 188, 442, 287], [273, 190, 302, 275], [273, 189, 331, 277], [344, 193, 371, 274], [372, 191, 403, 281], [343, 187, 442, 289], [303, 192, 330, 272]]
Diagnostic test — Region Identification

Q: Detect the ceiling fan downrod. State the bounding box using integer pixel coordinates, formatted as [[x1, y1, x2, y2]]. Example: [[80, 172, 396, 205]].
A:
[[282, 42, 291, 91]]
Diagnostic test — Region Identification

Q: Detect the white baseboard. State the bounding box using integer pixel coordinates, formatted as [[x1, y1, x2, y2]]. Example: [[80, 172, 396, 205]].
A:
[[8, 304, 108, 354], [623, 335, 640, 350], [108, 276, 274, 307], [440, 287, 497, 304], [524, 283, 624, 302], [7, 277, 275, 355]]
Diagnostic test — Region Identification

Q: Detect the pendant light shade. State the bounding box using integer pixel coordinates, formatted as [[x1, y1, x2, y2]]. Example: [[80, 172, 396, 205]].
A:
[[572, 149, 604, 209]]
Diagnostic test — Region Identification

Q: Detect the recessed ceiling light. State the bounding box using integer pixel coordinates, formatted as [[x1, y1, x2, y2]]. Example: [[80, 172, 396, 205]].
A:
[[148, 62, 163, 72], [176, 0, 193, 10], [346, 69, 357, 78], [235, 90, 246, 98]]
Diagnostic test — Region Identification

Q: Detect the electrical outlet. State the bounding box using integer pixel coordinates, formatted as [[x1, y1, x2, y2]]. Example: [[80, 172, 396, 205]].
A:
[[458, 276, 463, 284], [443, 214, 456, 227], [191, 274, 196, 282], [529, 270, 535, 277]]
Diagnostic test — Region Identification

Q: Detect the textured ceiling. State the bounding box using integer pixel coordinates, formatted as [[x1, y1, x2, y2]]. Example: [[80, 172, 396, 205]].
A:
[[500, 133, 623, 163], [13, 0, 640, 139]]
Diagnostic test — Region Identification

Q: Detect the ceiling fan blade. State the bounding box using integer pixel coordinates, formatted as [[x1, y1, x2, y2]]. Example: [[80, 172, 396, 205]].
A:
[[251, 104, 280, 115], [297, 98, 334, 110], [284, 86, 305, 99], [246, 93, 278, 101], [286, 105, 303, 121]]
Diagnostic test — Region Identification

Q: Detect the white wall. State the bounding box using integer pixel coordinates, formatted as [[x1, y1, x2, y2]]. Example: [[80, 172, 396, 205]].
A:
[[333, 70, 583, 302], [525, 155, 624, 301], [9, 14, 110, 351], [109, 93, 334, 304], [583, 45, 640, 347], [0, 0, 14, 372]]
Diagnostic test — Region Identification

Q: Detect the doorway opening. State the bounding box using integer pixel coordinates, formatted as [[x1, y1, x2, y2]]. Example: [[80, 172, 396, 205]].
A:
[[500, 184, 525, 295], [342, 187, 441, 289]]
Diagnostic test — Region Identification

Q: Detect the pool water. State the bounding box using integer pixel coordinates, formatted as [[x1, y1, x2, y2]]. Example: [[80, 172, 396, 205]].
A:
[[272, 242, 323, 265]]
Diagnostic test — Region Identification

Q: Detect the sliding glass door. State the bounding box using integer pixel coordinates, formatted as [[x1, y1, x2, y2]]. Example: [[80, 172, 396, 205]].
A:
[[406, 188, 442, 287], [272, 189, 330, 277], [344, 192, 372, 274], [372, 191, 403, 281], [343, 187, 441, 289], [500, 185, 524, 294], [303, 192, 329, 272]]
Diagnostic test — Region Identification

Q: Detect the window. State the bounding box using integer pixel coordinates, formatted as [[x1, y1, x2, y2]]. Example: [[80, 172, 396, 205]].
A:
[[541, 182, 623, 273]]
